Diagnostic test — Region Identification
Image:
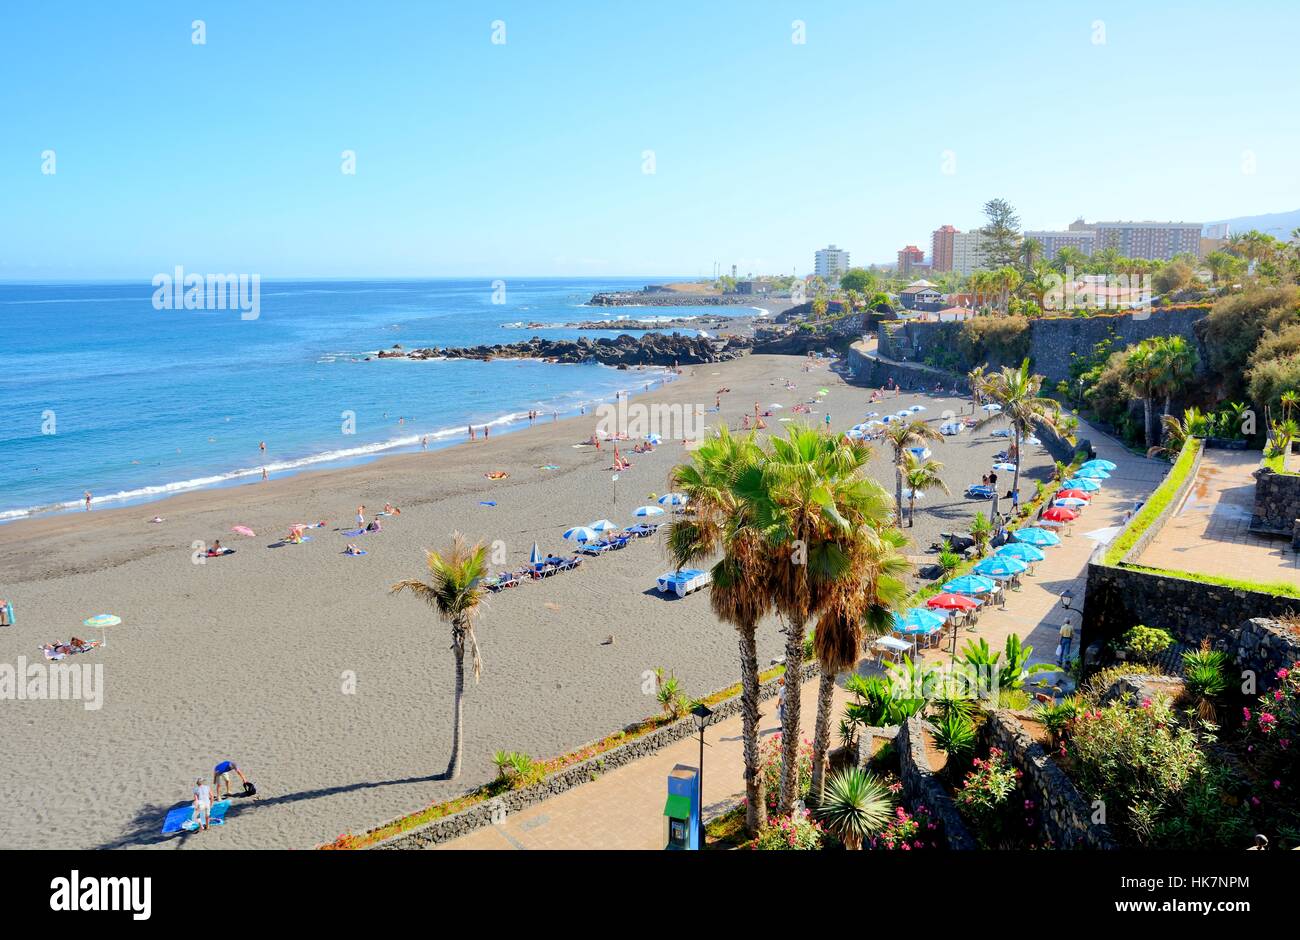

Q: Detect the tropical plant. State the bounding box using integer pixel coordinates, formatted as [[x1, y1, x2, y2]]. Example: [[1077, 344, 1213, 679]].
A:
[[973, 358, 1062, 495], [390, 533, 489, 780], [1150, 335, 1200, 418], [757, 733, 813, 815], [1034, 696, 1080, 748], [844, 673, 924, 731], [969, 511, 993, 557], [666, 425, 769, 835], [902, 452, 950, 527], [937, 539, 961, 578], [815, 768, 895, 849], [1181, 645, 1230, 722], [753, 809, 823, 850], [656, 675, 688, 718], [1121, 340, 1162, 450], [883, 419, 943, 523], [1117, 624, 1175, 664], [928, 709, 978, 777]]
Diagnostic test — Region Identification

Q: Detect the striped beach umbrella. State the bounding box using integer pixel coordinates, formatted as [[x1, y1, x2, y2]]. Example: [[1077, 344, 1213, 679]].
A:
[[1055, 489, 1092, 501], [1013, 526, 1061, 546], [589, 519, 618, 532], [529, 542, 543, 566], [633, 505, 665, 517], [563, 526, 598, 543], [981, 403, 1002, 413], [657, 493, 688, 507], [1053, 497, 1088, 509], [83, 613, 121, 648]]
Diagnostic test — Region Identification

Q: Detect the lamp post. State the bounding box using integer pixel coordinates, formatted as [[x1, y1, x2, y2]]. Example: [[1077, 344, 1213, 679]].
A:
[[691, 703, 713, 849]]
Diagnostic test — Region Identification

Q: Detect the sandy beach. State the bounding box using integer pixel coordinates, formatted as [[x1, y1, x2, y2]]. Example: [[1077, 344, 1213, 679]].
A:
[[0, 352, 1051, 849]]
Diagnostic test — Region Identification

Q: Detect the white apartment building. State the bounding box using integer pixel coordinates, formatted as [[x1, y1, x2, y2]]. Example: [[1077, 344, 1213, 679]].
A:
[[950, 231, 987, 276], [814, 245, 851, 278]]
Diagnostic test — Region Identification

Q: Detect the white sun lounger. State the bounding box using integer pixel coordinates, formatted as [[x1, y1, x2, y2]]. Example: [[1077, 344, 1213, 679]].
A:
[[656, 569, 711, 597]]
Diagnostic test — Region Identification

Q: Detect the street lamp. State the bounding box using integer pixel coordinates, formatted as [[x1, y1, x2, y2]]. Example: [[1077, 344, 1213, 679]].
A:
[[691, 703, 713, 849]]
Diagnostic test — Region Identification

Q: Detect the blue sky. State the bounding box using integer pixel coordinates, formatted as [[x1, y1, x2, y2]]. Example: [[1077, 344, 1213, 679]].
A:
[[2, 1, 1297, 279]]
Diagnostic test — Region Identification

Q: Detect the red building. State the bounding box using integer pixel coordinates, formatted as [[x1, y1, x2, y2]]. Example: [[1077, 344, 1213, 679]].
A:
[[897, 245, 925, 274], [930, 225, 958, 273]]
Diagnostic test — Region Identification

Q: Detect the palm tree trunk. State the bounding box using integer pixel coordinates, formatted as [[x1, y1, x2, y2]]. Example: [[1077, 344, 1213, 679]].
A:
[[737, 627, 766, 837], [894, 459, 904, 523], [1143, 396, 1154, 450], [1163, 394, 1171, 418], [447, 624, 466, 780], [808, 669, 838, 806], [777, 623, 805, 815], [1012, 428, 1021, 501]]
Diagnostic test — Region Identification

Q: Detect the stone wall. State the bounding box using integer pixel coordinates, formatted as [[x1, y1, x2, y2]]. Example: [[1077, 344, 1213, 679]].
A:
[[871, 307, 1210, 384], [981, 710, 1118, 850], [1251, 467, 1300, 536], [1234, 618, 1300, 688], [895, 715, 977, 850], [370, 663, 820, 849], [1082, 561, 1300, 658]]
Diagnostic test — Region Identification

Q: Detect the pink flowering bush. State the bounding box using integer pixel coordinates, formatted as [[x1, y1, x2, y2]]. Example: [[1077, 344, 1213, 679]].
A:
[[1238, 662, 1300, 843], [953, 747, 1040, 848], [753, 809, 823, 850], [757, 734, 814, 813], [870, 802, 942, 850]]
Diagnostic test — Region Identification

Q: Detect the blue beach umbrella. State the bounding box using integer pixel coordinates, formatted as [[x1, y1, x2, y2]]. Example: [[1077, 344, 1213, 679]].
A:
[[1061, 477, 1101, 492], [658, 493, 688, 507], [1074, 464, 1110, 480], [563, 526, 598, 543], [1081, 458, 1117, 471], [865, 412, 880, 419], [942, 574, 997, 595], [645, 433, 662, 444], [909, 405, 926, 413], [895, 410, 911, 419], [974, 555, 1028, 578], [634, 505, 665, 517], [908, 446, 932, 461], [589, 519, 618, 532], [529, 543, 543, 566], [892, 607, 947, 634], [995, 542, 1045, 562], [1013, 526, 1061, 547]]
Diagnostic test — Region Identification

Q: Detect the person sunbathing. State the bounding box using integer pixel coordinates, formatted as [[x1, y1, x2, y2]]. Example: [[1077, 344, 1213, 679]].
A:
[[365, 517, 383, 532], [345, 543, 363, 555], [383, 503, 401, 515], [283, 530, 303, 543]]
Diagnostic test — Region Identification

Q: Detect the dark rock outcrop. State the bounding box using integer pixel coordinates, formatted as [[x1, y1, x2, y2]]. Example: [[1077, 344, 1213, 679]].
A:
[[377, 332, 750, 367]]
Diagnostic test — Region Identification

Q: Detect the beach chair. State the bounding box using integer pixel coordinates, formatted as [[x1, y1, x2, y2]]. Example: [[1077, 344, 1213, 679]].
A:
[[578, 542, 610, 556], [965, 484, 995, 500], [655, 569, 711, 597]]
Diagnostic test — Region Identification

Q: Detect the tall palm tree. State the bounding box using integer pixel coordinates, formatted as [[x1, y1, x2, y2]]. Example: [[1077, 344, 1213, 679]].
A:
[[1121, 341, 1161, 450], [389, 534, 489, 781], [967, 365, 987, 411], [666, 425, 771, 836], [903, 453, 951, 527], [974, 359, 1061, 496], [882, 419, 943, 523], [1019, 237, 1043, 272], [1280, 390, 1299, 425], [1150, 335, 1199, 417]]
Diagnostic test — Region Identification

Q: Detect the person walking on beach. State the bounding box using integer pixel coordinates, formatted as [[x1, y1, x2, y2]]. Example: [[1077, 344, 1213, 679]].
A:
[[468, 425, 475, 441], [0, 598, 11, 627], [483, 425, 489, 439], [261, 467, 268, 482], [212, 759, 252, 799], [192, 777, 213, 831], [421, 435, 428, 450], [84, 491, 92, 511]]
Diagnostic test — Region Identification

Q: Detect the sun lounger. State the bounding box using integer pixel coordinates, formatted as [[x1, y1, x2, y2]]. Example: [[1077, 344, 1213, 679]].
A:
[[482, 572, 520, 591], [626, 523, 660, 537], [656, 569, 711, 597], [965, 484, 995, 499], [578, 542, 611, 556]]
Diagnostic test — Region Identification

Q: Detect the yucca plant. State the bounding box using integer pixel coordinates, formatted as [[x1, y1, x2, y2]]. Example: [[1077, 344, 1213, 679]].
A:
[[815, 768, 895, 850], [928, 709, 977, 778], [1182, 645, 1230, 721], [938, 539, 961, 578], [1034, 695, 1080, 747]]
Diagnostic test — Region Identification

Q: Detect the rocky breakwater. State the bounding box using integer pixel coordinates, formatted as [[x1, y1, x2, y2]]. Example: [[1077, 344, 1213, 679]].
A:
[[589, 290, 760, 307], [373, 332, 751, 367]]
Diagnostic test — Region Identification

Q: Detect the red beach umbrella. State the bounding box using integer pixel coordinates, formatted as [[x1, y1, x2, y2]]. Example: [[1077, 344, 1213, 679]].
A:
[[1042, 506, 1078, 523], [926, 593, 979, 611], [1054, 489, 1091, 501]]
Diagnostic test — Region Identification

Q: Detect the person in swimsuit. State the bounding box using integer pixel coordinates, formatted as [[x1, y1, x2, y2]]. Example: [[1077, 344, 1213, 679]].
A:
[[193, 777, 213, 830]]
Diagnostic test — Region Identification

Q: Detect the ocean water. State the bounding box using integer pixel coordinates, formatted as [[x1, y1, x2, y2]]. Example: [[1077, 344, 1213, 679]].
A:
[[0, 277, 751, 521]]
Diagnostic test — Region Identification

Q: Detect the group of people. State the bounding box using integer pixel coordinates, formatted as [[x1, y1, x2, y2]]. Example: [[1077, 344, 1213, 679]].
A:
[[189, 759, 255, 832]]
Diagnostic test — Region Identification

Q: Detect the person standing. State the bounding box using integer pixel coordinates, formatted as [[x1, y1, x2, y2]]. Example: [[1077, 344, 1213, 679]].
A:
[[1057, 621, 1074, 666], [84, 491, 92, 511], [259, 440, 266, 455], [421, 435, 428, 451], [192, 777, 213, 831], [356, 505, 365, 528]]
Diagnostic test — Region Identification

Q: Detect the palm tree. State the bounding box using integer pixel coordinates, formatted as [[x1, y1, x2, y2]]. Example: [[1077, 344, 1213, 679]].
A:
[[815, 767, 895, 849], [967, 365, 987, 410], [1053, 245, 1088, 276], [1121, 340, 1161, 450], [1280, 390, 1299, 425], [902, 453, 950, 527], [973, 359, 1061, 497], [882, 419, 943, 523], [1150, 335, 1199, 417], [1019, 237, 1043, 272], [992, 266, 1022, 315], [389, 534, 489, 780], [666, 425, 771, 836]]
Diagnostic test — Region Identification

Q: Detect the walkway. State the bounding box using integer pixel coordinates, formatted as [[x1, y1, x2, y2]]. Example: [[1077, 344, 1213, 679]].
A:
[[434, 419, 1166, 850], [437, 674, 849, 850], [1135, 448, 1300, 587]]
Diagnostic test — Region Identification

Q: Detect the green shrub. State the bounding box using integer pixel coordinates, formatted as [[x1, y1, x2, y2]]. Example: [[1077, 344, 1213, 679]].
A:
[[1117, 624, 1175, 663], [753, 810, 823, 850], [954, 746, 1038, 848]]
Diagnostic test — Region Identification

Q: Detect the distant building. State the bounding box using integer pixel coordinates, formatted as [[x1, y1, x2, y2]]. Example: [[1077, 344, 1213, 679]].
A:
[[735, 280, 765, 295], [814, 245, 851, 278], [897, 245, 925, 275], [899, 280, 944, 311], [935, 306, 976, 322], [1092, 221, 1203, 260], [951, 231, 987, 276], [1204, 222, 1231, 240], [930, 225, 959, 272], [1024, 229, 1096, 263], [1200, 237, 1229, 258]]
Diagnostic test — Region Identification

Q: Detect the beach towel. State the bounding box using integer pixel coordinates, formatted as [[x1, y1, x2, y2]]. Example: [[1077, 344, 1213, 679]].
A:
[[344, 549, 368, 556], [343, 528, 365, 536], [479, 501, 496, 507], [538, 464, 558, 470], [162, 799, 232, 835]]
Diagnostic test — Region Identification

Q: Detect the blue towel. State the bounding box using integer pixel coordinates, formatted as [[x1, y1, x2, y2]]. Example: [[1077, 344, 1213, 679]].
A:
[[162, 799, 231, 834], [479, 501, 496, 507], [343, 528, 365, 536]]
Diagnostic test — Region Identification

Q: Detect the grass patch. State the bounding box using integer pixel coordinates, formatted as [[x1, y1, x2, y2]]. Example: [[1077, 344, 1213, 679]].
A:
[[319, 662, 791, 850], [1117, 562, 1300, 600], [704, 804, 752, 849], [1103, 438, 1201, 565]]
